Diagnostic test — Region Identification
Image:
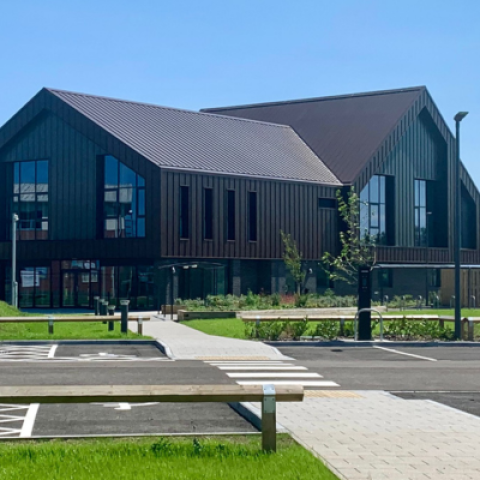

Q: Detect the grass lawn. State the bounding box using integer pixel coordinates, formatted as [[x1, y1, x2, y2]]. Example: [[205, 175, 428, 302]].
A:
[[0, 436, 338, 480], [180, 318, 246, 339], [0, 300, 148, 340], [0, 321, 148, 340]]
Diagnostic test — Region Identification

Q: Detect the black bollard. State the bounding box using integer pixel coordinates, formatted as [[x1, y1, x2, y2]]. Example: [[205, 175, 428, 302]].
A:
[[94, 296, 100, 316], [108, 305, 115, 331], [120, 300, 130, 334]]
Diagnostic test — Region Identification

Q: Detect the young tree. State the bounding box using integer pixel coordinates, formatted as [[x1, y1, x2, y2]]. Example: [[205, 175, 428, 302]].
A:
[[321, 187, 376, 285], [280, 231, 305, 295]]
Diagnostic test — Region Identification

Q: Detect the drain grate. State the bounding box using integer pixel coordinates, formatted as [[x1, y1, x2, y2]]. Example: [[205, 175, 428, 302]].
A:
[[304, 390, 362, 398]]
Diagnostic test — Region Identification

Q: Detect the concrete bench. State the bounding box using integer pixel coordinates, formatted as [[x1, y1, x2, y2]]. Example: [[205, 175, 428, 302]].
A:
[[0, 315, 149, 335], [0, 384, 304, 451]]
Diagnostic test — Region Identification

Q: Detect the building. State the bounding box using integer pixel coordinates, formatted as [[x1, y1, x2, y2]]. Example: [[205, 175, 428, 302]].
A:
[[0, 86, 478, 308]]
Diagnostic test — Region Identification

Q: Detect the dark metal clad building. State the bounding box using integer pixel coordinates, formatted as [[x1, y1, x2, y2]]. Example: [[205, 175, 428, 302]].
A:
[[0, 86, 478, 309]]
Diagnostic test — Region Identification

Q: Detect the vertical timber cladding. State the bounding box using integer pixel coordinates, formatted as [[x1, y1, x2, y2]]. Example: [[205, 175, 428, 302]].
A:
[[160, 169, 338, 260]]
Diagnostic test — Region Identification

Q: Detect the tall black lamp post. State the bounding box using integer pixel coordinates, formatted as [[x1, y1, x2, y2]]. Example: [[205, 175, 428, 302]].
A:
[[454, 111, 468, 339]]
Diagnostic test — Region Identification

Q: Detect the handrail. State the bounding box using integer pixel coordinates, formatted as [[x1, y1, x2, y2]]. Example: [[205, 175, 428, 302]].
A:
[[354, 308, 384, 341]]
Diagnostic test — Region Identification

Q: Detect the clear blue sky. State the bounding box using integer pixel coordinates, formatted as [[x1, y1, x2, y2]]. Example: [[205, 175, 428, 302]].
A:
[[1, 1, 478, 183]]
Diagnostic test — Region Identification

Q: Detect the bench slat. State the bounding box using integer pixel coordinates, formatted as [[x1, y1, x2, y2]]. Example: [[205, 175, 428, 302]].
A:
[[0, 384, 304, 404]]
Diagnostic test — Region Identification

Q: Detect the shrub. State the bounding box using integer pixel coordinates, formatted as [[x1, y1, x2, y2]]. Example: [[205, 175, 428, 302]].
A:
[[314, 321, 339, 340]]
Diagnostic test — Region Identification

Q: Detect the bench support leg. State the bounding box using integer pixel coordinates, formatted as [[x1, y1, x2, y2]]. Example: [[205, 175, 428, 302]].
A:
[[48, 318, 54, 335], [468, 320, 475, 342], [108, 321, 114, 331], [262, 385, 276, 452], [138, 318, 143, 336]]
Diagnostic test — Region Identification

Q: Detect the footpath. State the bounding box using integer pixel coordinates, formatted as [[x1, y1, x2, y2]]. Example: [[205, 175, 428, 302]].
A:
[[135, 316, 480, 480]]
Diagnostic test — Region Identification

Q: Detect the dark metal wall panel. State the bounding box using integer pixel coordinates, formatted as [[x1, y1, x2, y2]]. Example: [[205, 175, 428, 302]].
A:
[[377, 111, 448, 247], [0, 112, 104, 240], [159, 170, 338, 260]]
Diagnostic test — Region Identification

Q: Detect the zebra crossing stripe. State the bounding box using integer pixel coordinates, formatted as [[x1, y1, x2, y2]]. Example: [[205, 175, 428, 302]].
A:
[[237, 380, 340, 387], [227, 372, 323, 378], [217, 366, 308, 371]]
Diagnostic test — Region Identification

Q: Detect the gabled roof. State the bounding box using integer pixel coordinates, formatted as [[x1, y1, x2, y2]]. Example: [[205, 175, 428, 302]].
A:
[[32, 88, 339, 185], [203, 87, 426, 184]]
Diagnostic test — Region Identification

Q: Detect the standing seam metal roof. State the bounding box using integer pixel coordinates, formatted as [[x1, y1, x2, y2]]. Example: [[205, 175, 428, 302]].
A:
[[45, 88, 341, 185], [203, 87, 425, 184]]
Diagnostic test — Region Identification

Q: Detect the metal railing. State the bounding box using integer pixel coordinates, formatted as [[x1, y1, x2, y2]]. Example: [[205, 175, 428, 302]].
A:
[[354, 308, 384, 341]]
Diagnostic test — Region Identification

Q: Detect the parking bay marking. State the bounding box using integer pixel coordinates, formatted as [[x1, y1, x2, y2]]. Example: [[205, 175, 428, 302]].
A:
[[373, 346, 437, 362]]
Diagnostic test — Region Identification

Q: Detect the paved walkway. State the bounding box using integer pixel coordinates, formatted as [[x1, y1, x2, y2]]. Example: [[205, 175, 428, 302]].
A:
[[133, 315, 480, 479], [132, 316, 288, 360], [253, 391, 480, 480]]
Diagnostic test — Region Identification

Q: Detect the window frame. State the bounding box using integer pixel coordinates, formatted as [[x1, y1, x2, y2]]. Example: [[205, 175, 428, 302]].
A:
[[247, 191, 258, 242], [11, 159, 49, 241], [180, 185, 190, 240], [203, 187, 213, 240], [226, 189, 236, 241], [102, 155, 145, 239]]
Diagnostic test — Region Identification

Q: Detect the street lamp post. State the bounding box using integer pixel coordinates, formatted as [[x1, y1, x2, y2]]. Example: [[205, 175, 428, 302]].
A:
[[454, 111, 468, 339], [11, 213, 19, 308]]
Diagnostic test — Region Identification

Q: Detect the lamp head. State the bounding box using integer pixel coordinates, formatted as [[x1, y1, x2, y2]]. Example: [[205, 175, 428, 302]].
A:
[[454, 111, 469, 122]]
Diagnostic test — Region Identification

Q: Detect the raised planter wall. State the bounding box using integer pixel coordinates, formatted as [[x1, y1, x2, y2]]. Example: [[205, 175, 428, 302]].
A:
[[177, 310, 237, 321], [161, 305, 186, 314]]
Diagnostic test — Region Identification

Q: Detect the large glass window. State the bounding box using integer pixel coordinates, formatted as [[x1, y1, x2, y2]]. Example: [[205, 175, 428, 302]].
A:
[[18, 266, 50, 308], [360, 175, 388, 245], [248, 191, 258, 242], [11, 160, 49, 240], [204, 188, 213, 240], [226, 190, 235, 241], [103, 156, 145, 238], [180, 186, 190, 239], [414, 179, 427, 247]]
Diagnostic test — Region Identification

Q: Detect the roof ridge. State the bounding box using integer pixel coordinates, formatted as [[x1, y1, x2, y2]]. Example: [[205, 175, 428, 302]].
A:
[[202, 86, 427, 112], [44, 87, 291, 130]]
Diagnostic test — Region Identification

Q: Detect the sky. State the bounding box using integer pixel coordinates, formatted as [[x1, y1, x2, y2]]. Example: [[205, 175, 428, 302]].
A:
[[0, 0, 479, 183]]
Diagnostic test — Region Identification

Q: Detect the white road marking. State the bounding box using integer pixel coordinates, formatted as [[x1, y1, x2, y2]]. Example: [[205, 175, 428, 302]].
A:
[[227, 372, 323, 378], [207, 362, 292, 366], [217, 366, 308, 371], [19, 403, 39, 438], [373, 346, 437, 362], [48, 345, 58, 358], [237, 380, 339, 387]]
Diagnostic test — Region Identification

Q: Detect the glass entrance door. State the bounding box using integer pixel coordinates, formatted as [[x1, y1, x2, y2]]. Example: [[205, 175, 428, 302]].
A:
[[61, 270, 91, 308]]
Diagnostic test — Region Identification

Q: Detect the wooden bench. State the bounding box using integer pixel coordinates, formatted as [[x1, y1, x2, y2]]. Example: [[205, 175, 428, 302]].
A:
[[0, 384, 304, 451], [0, 315, 149, 335]]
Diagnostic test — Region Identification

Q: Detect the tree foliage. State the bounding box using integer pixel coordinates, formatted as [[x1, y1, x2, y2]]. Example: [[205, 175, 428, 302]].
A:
[[321, 187, 376, 285], [280, 231, 305, 294]]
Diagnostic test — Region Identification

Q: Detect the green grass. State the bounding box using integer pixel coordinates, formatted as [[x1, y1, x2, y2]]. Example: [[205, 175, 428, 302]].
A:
[[0, 321, 148, 340], [0, 301, 148, 340], [180, 318, 246, 339], [0, 301, 26, 317], [0, 436, 338, 480]]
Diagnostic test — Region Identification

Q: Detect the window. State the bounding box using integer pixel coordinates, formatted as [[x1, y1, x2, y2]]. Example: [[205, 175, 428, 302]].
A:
[[428, 269, 441, 288], [180, 186, 190, 239], [204, 188, 213, 240], [378, 269, 393, 288], [226, 190, 235, 241], [18, 266, 50, 307], [414, 179, 427, 247], [318, 198, 336, 209], [103, 156, 145, 238], [360, 175, 391, 245], [248, 191, 257, 241], [11, 160, 49, 240]]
